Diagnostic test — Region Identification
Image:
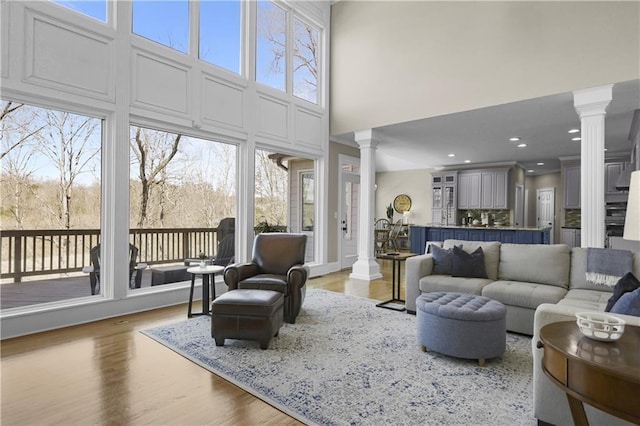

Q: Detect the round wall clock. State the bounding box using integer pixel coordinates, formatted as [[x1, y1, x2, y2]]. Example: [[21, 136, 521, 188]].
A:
[[393, 194, 412, 213]]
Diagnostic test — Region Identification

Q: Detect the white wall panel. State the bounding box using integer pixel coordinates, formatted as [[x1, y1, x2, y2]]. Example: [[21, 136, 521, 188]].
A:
[[1, 2, 9, 79], [132, 50, 189, 115], [24, 10, 113, 99], [256, 93, 288, 140], [295, 107, 322, 149], [201, 74, 244, 129]]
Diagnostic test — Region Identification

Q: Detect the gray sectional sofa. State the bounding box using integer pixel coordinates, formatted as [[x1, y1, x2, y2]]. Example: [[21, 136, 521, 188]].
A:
[[405, 239, 640, 426]]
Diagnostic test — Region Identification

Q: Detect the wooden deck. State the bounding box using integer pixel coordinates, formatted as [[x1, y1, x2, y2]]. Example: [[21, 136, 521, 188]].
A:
[[0, 268, 195, 310]]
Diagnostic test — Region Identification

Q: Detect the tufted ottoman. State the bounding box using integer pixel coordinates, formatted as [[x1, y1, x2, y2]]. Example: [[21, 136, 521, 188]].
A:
[[416, 292, 506, 365], [211, 289, 284, 350]]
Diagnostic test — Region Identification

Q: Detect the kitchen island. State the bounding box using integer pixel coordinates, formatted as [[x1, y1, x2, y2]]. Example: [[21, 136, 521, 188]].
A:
[[409, 224, 551, 254]]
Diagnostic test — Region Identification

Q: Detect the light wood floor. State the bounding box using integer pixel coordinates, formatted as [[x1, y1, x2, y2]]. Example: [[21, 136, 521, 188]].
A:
[[1, 260, 403, 425]]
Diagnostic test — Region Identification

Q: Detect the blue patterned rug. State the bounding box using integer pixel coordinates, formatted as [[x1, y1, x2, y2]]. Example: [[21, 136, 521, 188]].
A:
[[142, 289, 535, 425]]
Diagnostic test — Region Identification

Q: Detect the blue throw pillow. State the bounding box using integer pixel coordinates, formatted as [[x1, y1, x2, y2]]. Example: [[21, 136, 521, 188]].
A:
[[605, 272, 640, 312], [431, 244, 461, 275], [610, 287, 640, 317], [451, 246, 488, 279]]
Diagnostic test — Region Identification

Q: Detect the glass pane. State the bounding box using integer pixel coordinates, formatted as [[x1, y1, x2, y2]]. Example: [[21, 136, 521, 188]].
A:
[[0, 100, 102, 309], [132, 0, 189, 54], [254, 150, 288, 232], [199, 0, 241, 73], [129, 126, 237, 291], [301, 171, 314, 231], [51, 0, 106, 21], [256, 1, 286, 91], [293, 17, 319, 104]]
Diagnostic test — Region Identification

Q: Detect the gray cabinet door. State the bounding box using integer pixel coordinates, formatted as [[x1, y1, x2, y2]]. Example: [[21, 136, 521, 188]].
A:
[[481, 172, 494, 209], [563, 165, 581, 209], [493, 170, 509, 209], [605, 162, 624, 194]]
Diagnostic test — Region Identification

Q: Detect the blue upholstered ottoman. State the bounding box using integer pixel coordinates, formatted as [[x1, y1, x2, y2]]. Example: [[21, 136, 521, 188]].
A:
[[416, 292, 506, 366]]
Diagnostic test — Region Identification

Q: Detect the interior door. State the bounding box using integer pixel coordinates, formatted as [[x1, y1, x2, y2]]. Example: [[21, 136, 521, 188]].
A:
[[515, 184, 524, 227], [341, 172, 359, 269], [537, 188, 555, 244]]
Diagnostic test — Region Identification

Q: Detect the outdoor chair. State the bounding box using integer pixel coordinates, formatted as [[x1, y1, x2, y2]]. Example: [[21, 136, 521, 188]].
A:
[[223, 233, 309, 324], [211, 234, 235, 266], [216, 217, 235, 247], [83, 243, 147, 295]]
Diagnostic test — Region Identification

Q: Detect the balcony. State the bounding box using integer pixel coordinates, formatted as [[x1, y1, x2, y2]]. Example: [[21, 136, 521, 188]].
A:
[[1, 227, 222, 310]]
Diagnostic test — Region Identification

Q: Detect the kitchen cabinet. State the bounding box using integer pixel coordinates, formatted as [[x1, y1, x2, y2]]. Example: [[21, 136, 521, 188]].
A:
[[563, 164, 581, 209], [561, 228, 581, 248], [458, 172, 481, 209], [459, 169, 509, 210], [431, 172, 457, 224]]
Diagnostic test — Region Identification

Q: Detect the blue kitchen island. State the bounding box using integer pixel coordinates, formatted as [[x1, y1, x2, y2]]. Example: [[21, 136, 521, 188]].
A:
[[409, 225, 551, 255]]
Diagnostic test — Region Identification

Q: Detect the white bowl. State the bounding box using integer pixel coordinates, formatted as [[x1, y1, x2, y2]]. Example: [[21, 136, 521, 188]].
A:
[[575, 312, 626, 342]]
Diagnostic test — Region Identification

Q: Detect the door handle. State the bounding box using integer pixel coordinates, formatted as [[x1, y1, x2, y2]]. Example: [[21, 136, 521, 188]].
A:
[[342, 220, 347, 232]]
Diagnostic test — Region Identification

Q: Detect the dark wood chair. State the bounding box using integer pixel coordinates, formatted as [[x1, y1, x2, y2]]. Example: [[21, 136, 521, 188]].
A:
[[83, 243, 146, 295]]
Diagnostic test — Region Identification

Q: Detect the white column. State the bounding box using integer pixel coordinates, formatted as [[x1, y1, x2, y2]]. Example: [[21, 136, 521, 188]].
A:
[[573, 85, 612, 248], [350, 129, 382, 281]]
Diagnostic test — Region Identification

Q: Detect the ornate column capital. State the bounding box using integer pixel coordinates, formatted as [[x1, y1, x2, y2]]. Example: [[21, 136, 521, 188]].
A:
[[573, 85, 613, 118]]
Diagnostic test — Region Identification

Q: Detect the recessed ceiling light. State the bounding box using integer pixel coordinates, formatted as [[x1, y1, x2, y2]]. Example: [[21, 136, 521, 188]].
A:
[[572, 137, 581, 141], [517, 143, 527, 148], [568, 129, 580, 134], [448, 153, 455, 157], [537, 162, 544, 166], [509, 137, 521, 142], [604, 148, 608, 151], [464, 160, 471, 163], [528, 170, 535, 173]]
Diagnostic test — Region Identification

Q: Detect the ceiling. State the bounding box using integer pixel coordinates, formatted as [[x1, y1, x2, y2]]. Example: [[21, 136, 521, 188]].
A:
[[333, 80, 639, 175]]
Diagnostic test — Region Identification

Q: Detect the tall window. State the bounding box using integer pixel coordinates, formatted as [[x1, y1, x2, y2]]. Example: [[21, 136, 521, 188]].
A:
[[293, 16, 319, 104], [199, 0, 241, 74], [129, 126, 236, 290], [0, 100, 102, 309], [132, 1, 189, 53], [255, 1, 286, 92], [51, 0, 107, 21]]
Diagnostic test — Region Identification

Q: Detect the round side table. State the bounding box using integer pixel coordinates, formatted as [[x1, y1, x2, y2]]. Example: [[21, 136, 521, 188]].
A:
[[187, 265, 224, 317]]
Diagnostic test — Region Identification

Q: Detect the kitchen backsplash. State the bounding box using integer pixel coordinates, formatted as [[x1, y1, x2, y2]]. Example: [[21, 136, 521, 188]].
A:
[[459, 209, 510, 225], [564, 209, 581, 227]]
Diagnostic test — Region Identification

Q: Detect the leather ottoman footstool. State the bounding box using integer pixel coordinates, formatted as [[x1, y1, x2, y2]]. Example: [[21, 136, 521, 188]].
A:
[[211, 289, 284, 350], [417, 292, 506, 366]]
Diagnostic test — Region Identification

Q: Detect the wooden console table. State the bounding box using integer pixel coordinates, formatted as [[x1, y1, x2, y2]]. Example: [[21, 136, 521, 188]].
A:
[[538, 321, 640, 426]]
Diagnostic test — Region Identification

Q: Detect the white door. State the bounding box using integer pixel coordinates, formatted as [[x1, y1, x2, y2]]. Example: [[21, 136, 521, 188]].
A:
[[537, 187, 555, 244], [340, 171, 360, 269]]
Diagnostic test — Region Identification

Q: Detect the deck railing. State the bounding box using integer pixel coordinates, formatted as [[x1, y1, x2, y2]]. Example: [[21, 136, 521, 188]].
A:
[[0, 228, 218, 283]]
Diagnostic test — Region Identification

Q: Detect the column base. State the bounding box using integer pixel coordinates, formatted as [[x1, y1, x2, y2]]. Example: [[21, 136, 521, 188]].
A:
[[350, 257, 382, 281]]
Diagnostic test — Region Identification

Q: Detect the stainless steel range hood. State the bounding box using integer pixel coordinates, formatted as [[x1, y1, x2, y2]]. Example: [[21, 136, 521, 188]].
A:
[[615, 162, 632, 190]]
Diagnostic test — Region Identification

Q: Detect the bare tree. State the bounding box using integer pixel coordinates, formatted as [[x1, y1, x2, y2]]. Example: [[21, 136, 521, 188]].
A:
[[36, 110, 101, 229], [255, 149, 287, 226], [130, 126, 182, 228], [0, 101, 44, 160]]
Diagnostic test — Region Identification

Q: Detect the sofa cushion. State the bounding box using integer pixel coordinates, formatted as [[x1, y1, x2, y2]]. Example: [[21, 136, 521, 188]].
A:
[[451, 246, 488, 279], [431, 244, 458, 275], [443, 240, 500, 280], [562, 289, 613, 306], [419, 275, 492, 296], [482, 281, 567, 310], [605, 272, 640, 312], [556, 298, 607, 311], [498, 244, 570, 288], [610, 288, 640, 316]]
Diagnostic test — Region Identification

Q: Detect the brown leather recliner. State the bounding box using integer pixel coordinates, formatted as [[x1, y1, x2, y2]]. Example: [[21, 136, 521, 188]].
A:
[[223, 233, 309, 324]]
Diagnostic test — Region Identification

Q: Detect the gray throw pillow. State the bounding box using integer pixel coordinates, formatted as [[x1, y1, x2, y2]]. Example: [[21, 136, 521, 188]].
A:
[[451, 246, 488, 279], [431, 244, 460, 275], [605, 272, 640, 312], [610, 287, 640, 317]]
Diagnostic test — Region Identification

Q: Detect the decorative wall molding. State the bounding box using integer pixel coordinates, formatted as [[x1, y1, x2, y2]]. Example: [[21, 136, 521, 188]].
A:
[[201, 72, 245, 130], [23, 8, 115, 101], [131, 48, 191, 116]]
